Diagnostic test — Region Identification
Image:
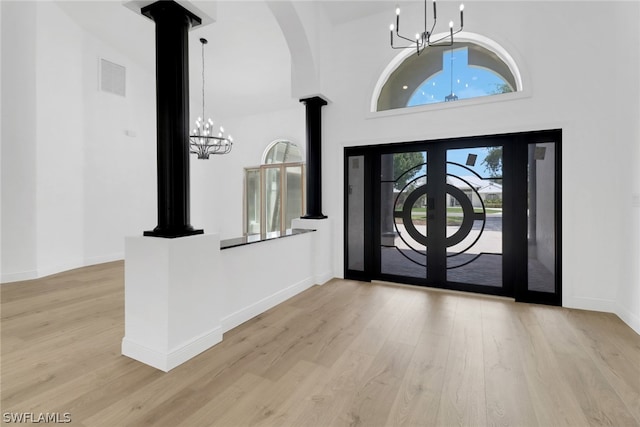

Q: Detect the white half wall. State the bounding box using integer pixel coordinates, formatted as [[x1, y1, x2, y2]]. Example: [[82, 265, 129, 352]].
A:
[[219, 232, 315, 332], [123, 234, 222, 372], [123, 226, 332, 371]]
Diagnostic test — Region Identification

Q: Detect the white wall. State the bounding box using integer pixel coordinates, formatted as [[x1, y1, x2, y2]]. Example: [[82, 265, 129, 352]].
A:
[[35, 2, 85, 277], [0, 0, 3, 283], [313, 1, 639, 328], [1, 2, 38, 282], [1, 0, 301, 282], [1, 1, 157, 282], [81, 28, 156, 265], [613, 1, 640, 332], [192, 106, 304, 240]]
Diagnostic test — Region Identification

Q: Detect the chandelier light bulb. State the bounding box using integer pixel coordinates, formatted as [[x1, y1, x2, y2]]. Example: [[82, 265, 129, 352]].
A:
[[390, 0, 464, 55]]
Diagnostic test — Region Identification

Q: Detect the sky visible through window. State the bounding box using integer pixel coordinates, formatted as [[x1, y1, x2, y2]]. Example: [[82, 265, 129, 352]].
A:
[[402, 148, 501, 180], [408, 47, 511, 106], [447, 148, 501, 179]]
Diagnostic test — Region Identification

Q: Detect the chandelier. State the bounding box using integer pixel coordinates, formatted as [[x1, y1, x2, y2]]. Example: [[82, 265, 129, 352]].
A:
[[390, 0, 465, 56], [190, 38, 233, 159]]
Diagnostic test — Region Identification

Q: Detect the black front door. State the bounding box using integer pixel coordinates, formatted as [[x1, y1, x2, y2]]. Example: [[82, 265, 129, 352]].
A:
[[345, 130, 561, 305]]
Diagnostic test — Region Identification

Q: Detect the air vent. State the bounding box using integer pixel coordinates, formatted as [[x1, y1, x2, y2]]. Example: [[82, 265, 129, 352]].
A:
[[100, 58, 126, 97]]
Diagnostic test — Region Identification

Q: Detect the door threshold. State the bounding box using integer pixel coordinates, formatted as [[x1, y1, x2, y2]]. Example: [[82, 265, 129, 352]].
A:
[[371, 280, 516, 302]]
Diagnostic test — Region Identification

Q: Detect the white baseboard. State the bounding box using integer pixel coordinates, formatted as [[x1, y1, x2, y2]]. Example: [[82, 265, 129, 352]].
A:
[[221, 277, 315, 333], [564, 295, 617, 314], [1, 254, 124, 284], [37, 259, 86, 279], [122, 325, 223, 372], [565, 295, 640, 335], [1, 270, 38, 284], [84, 253, 124, 266], [616, 302, 640, 336], [314, 271, 334, 285]]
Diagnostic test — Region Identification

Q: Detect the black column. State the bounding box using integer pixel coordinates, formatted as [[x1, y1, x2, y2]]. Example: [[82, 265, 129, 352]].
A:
[[300, 96, 328, 219], [142, 1, 203, 238]]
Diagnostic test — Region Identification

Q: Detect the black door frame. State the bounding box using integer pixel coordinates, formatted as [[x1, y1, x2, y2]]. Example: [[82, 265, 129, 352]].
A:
[[344, 129, 562, 306]]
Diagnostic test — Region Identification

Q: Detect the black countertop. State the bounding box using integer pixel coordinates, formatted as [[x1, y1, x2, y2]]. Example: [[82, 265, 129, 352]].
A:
[[220, 228, 315, 250]]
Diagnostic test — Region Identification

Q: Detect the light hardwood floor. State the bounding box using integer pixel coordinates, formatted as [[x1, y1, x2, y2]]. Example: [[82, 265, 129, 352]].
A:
[[1, 261, 639, 426]]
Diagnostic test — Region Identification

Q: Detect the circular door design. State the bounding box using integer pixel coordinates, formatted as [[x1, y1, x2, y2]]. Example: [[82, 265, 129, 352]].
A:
[[393, 173, 487, 268]]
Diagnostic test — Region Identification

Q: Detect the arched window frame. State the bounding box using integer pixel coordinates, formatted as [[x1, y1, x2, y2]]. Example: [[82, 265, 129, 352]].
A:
[[244, 140, 306, 236], [370, 32, 528, 115], [262, 139, 304, 164]]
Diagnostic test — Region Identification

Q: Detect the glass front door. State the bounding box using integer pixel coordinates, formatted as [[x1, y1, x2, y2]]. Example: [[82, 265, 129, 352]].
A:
[[344, 130, 561, 304], [376, 145, 505, 294], [380, 151, 428, 279], [445, 147, 503, 288]]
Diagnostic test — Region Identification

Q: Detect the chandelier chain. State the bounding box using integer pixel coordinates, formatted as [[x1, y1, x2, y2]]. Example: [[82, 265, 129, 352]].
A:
[[201, 39, 205, 122]]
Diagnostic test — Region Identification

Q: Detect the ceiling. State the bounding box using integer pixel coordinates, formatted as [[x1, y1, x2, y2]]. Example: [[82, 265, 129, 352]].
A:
[[54, 0, 401, 118]]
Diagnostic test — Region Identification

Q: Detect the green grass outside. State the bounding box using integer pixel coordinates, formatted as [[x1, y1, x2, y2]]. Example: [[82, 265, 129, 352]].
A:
[[409, 207, 502, 215]]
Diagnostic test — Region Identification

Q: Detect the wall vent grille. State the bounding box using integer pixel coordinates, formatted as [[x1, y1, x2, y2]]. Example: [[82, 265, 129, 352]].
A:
[[100, 59, 126, 97]]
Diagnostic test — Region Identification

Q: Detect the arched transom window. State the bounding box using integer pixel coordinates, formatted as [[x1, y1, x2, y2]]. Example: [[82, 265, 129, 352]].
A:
[[377, 40, 520, 111], [263, 139, 303, 164]]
